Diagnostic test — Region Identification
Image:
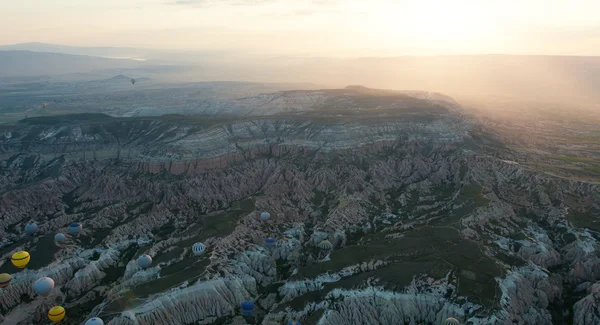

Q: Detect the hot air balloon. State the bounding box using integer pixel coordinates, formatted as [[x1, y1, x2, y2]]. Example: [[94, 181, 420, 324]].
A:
[[318, 240, 333, 252], [192, 242, 206, 256], [131, 78, 136, 85], [69, 222, 82, 235], [241, 301, 254, 316], [265, 235, 277, 248], [287, 321, 301, 325], [54, 233, 66, 243], [444, 318, 460, 325], [85, 317, 104, 325], [137, 255, 152, 269], [25, 223, 38, 235], [48, 306, 66, 323], [0, 273, 12, 288], [260, 212, 270, 221], [11, 251, 30, 269], [34, 277, 55, 297], [42, 103, 47, 109]]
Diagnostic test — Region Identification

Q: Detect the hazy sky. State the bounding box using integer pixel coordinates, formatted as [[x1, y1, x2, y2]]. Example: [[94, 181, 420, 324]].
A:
[[1, 0, 599, 56]]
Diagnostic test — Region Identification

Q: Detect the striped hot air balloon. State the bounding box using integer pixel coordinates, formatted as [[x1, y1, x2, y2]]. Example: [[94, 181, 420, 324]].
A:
[[265, 236, 277, 248], [192, 242, 206, 256], [48, 306, 66, 323], [11, 251, 30, 269], [241, 301, 254, 316], [0, 273, 12, 288], [444, 318, 460, 325], [318, 240, 333, 252]]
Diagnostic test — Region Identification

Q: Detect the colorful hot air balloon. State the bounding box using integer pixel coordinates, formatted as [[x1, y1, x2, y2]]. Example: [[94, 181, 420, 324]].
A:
[[54, 233, 66, 243], [192, 242, 206, 256], [0, 273, 12, 288], [131, 78, 136, 85], [260, 212, 270, 221], [69, 223, 82, 235], [34, 277, 55, 297], [25, 223, 38, 235], [85, 317, 104, 325], [444, 318, 460, 325], [241, 301, 254, 316], [287, 321, 301, 325], [11, 251, 30, 269], [137, 255, 152, 269], [48, 306, 66, 323], [318, 240, 333, 252], [265, 236, 277, 248]]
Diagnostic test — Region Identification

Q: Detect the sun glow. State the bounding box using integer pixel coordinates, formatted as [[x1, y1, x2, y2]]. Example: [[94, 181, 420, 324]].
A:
[[369, 0, 502, 54]]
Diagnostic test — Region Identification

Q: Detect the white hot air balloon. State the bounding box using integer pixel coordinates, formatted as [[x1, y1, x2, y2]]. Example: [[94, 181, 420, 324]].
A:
[[137, 255, 152, 269], [33, 277, 55, 297], [260, 212, 270, 222], [192, 242, 206, 256], [85, 317, 105, 325]]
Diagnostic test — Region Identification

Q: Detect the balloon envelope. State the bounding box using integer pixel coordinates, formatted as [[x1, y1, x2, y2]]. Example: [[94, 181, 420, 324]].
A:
[[137, 255, 152, 269], [11, 251, 30, 269], [260, 212, 270, 221], [318, 240, 333, 251], [54, 233, 66, 243], [444, 318, 460, 325], [131, 78, 136, 85], [0, 273, 11, 288], [241, 301, 254, 311], [85, 317, 105, 325], [192, 242, 206, 256], [69, 223, 82, 234], [48, 306, 65, 323], [25, 223, 38, 235], [287, 321, 301, 325], [34, 277, 55, 297]]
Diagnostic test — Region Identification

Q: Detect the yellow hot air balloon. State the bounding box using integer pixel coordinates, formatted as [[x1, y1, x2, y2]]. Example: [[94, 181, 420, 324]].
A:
[[48, 306, 66, 323], [11, 251, 30, 269], [0, 273, 12, 288]]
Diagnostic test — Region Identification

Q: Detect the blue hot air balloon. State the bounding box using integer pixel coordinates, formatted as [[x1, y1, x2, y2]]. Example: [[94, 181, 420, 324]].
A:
[[260, 212, 270, 221], [287, 321, 301, 325], [33, 277, 55, 297], [69, 223, 82, 235], [54, 233, 66, 243], [241, 301, 254, 316], [25, 223, 38, 235], [85, 317, 105, 325], [265, 236, 277, 248], [192, 242, 206, 256], [137, 255, 153, 269]]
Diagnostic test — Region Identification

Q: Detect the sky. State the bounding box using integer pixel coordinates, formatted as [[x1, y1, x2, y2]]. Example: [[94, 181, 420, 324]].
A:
[[1, 0, 600, 56]]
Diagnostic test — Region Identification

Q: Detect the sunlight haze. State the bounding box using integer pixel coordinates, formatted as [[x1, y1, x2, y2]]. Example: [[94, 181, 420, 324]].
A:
[[1, 0, 600, 56]]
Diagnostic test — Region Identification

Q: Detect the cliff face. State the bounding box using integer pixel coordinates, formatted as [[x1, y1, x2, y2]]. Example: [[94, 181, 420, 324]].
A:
[[0, 88, 599, 324]]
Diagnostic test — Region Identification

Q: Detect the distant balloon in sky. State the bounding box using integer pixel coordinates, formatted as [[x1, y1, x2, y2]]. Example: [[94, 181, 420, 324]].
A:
[[444, 318, 460, 325], [11, 251, 30, 269], [85, 317, 104, 325], [54, 233, 67, 243], [48, 306, 66, 323], [260, 211, 270, 221], [287, 321, 301, 325], [42, 103, 47, 109], [69, 222, 82, 235], [0, 273, 12, 288], [137, 254, 152, 269], [241, 301, 254, 316], [131, 78, 136, 85], [34, 277, 55, 297], [25, 223, 38, 235], [192, 242, 206, 256]]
